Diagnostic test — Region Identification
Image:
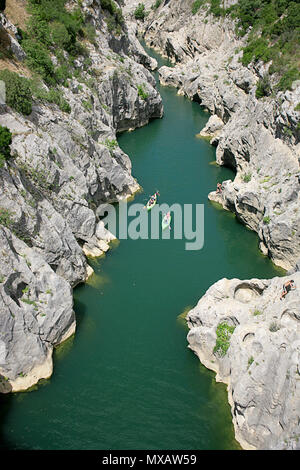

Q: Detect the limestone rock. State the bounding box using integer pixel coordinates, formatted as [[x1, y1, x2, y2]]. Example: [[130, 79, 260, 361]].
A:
[[198, 114, 224, 140], [187, 273, 300, 450], [0, 227, 75, 393]]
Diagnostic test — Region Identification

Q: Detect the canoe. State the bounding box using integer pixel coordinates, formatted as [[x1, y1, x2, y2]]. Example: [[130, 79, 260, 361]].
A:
[[146, 193, 157, 211], [162, 212, 171, 230]]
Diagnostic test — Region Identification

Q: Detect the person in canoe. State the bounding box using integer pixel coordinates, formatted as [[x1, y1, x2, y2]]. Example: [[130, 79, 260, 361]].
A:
[[162, 211, 171, 230], [145, 191, 160, 210]]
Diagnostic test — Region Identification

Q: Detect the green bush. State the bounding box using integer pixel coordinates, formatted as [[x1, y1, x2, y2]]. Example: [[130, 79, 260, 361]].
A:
[[206, 1, 300, 91], [0, 125, 12, 168], [213, 322, 235, 357], [27, 17, 52, 47], [46, 88, 71, 113], [0, 0, 6, 12], [269, 321, 280, 332], [241, 37, 272, 66], [209, 0, 223, 17], [248, 356, 254, 368], [103, 138, 118, 152], [191, 0, 203, 15], [100, 0, 124, 25], [253, 309, 262, 316], [134, 3, 146, 20], [82, 23, 97, 45], [0, 69, 32, 115], [29, 78, 71, 113], [153, 0, 162, 9], [277, 68, 300, 92], [137, 83, 149, 100], [23, 0, 87, 82], [256, 75, 271, 99], [22, 39, 56, 85], [50, 21, 71, 49], [243, 172, 252, 183]]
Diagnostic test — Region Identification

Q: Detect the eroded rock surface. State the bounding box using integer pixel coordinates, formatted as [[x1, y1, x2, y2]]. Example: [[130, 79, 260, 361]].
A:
[[187, 273, 300, 450]]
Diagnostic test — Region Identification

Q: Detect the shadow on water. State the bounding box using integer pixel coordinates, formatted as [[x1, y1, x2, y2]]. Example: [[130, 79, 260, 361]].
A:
[[0, 392, 14, 450], [0, 297, 89, 451], [73, 294, 88, 332]]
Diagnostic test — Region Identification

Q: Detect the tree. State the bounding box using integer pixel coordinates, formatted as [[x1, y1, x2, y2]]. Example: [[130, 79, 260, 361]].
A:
[[0, 125, 12, 168], [134, 3, 146, 21], [0, 69, 32, 115], [0, 1, 6, 12]]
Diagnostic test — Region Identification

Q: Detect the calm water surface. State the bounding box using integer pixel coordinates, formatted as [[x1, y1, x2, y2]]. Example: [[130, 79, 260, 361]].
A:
[[0, 46, 283, 450]]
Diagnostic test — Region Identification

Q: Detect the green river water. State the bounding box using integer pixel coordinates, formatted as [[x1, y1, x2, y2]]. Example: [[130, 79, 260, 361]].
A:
[[0, 46, 283, 450]]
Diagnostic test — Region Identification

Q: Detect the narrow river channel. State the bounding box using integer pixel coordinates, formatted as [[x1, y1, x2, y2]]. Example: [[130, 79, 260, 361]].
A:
[[0, 45, 282, 451]]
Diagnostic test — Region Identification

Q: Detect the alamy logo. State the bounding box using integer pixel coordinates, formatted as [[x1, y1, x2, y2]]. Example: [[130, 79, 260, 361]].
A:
[[0, 80, 6, 105], [96, 201, 205, 251]]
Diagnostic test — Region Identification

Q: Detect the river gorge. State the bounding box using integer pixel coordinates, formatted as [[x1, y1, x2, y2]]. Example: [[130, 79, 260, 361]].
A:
[[0, 43, 282, 451]]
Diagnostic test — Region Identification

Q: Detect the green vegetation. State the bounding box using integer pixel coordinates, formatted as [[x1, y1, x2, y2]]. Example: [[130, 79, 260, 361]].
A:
[[0, 125, 12, 168], [0, 70, 32, 115], [134, 3, 146, 20], [137, 83, 149, 100], [20, 0, 86, 86], [152, 0, 162, 9], [213, 322, 236, 357], [190, 1, 300, 91], [253, 309, 262, 316], [103, 138, 118, 152], [255, 74, 271, 98], [209, 0, 223, 17], [263, 215, 271, 224], [82, 98, 93, 111], [101, 0, 124, 34], [277, 68, 300, 92], [248, 356, 254, 368], [21, 298, 37, 306], [243, 172, 252, 183], [0, 0, 5, 11], [0, 70, 70, 115], [269, 321, 280, 332], [4, 0, 110, 114], [29, 78, 71, 113], [0, 208, 14, 228], [192, 0, 204, 15]]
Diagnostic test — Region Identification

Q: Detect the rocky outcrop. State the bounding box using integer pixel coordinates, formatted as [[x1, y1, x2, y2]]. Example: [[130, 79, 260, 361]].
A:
[[197, 114, 224, 140], [0, 0, 163, 391], [187, 273, 300, 450], [0, 226, 75, 393], [125, 0, 300, 271]]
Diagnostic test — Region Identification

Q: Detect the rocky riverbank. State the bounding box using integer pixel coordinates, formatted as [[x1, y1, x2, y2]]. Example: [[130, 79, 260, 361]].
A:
[[0, 0, 163, 392], [124, 0, 300, 449], [187, 271, 300, 450]]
